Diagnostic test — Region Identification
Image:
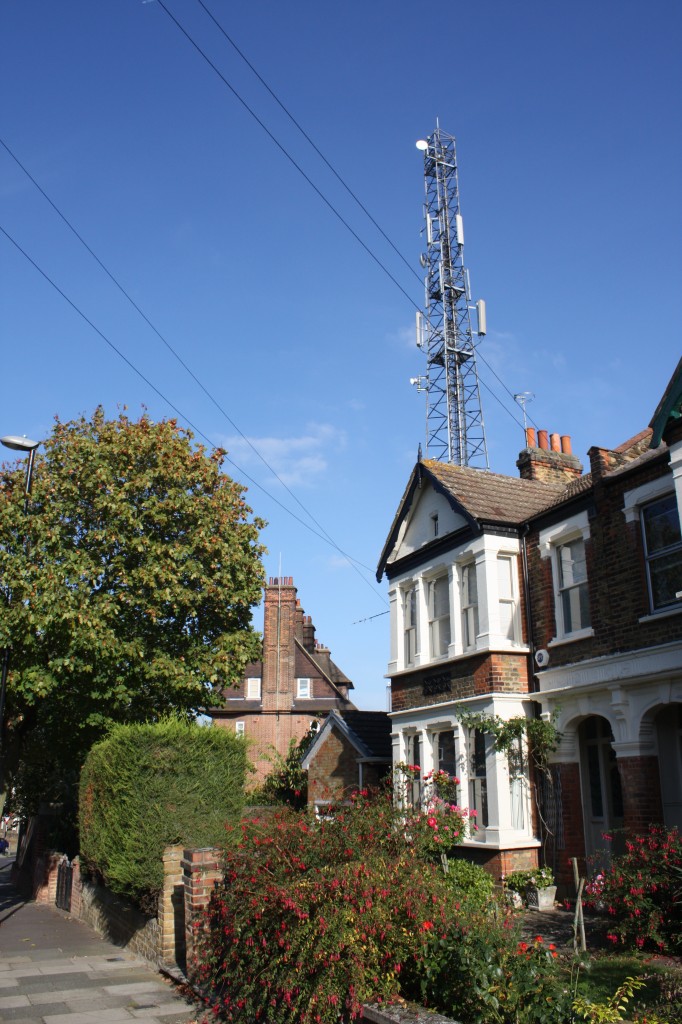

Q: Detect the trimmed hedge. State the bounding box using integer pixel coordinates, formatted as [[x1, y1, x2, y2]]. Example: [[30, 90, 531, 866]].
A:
[[79, 718, 247, 912]]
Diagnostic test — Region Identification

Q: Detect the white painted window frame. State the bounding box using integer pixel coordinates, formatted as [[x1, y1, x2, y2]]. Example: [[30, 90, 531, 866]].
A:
[[622, 471, 682, 614], [539, 510, 594, 645], [246, 677, 261, 700], [296, 677, 312, 699]]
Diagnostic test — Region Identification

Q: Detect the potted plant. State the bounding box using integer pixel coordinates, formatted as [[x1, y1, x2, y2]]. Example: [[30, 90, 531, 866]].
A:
[[503, 866, 556, 911]]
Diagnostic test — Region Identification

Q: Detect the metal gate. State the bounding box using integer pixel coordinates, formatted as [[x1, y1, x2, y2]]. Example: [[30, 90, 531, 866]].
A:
[[55, 858, 72, 912]]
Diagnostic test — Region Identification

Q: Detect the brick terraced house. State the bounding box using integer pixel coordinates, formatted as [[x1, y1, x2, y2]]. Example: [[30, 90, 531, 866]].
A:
[[377, 359, 682, 884], [210, 577, 356, 782]]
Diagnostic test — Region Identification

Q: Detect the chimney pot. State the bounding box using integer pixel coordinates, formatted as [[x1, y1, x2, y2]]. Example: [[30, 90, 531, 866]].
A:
[[550, 432, 561, 452], [525, 427, 536, 448], [561, 435, 572, 455], [538, 430, 549, 450]]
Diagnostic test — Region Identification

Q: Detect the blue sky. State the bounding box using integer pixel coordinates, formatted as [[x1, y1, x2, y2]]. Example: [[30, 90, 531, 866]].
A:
[[2, 0, 680, 710]]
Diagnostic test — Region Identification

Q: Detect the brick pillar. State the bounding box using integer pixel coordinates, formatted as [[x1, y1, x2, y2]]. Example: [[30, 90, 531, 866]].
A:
[[159, 845, 185, 968], [617, 755, 664, 834], [182, 847, 222, 974], [262, 578, 297, 713], [554, 762, 587, 889], [71, 857, 83, 919], [34, 851, 62, 904]]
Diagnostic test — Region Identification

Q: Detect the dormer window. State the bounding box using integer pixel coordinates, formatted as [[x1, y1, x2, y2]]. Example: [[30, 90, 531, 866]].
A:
[[246, 677, 261, 700]]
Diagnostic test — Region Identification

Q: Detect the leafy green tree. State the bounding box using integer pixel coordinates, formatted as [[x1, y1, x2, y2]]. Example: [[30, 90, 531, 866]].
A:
[[0, 409, 266, 814]]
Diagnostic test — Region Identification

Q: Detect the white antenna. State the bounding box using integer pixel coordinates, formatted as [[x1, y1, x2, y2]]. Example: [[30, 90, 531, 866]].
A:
[[514, 392, 535, 432]]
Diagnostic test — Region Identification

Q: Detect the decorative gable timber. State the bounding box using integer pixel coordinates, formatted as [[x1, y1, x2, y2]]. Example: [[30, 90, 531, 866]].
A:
[[377, 460, 563, 581], [650, 357, 682, 448]]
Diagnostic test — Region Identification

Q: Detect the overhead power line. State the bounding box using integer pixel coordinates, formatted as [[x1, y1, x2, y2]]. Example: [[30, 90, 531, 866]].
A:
[[153, 2, 539, 434], [153, 0, 419, 312], [0, 223, 387, 606], [0, 136, 382, 595], [192, 0, 423, 288]]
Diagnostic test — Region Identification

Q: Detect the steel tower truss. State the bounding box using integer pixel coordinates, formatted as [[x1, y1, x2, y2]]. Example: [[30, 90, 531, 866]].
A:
[[418, 128, 488, 467]]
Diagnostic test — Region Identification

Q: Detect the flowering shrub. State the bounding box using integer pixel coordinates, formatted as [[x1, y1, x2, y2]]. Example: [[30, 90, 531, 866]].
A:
[[393, 764, 472, 859], [413, 918, 572, 1024], [583, 825, 682, 952], [192, 791, 464, 1024]]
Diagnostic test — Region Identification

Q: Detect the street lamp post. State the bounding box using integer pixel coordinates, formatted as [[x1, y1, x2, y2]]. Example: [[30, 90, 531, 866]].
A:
[[0, 435, 42, 756]]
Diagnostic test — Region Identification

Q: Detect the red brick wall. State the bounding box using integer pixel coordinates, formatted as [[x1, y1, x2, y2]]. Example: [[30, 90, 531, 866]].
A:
[[391, 651, 530, 712], [262, 578, 297, 712], [527, 451, 675, 665], [214, 712, 319, 783], [448, 845, 539, 882], [553, 762, 587, 888], [307, 730, 359, 806], [618, 756, 664, 833]]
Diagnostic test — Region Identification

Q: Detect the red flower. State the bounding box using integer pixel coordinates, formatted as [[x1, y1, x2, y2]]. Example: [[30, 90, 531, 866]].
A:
[[420, 920, 434, 931]]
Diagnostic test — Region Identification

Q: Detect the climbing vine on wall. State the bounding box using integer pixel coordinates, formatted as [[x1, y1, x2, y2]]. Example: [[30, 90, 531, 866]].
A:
[[456, 708, 561, 778]]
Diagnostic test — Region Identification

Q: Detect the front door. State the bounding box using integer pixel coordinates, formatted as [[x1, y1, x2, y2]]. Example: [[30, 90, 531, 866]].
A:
[[579, 716, 624, 863]]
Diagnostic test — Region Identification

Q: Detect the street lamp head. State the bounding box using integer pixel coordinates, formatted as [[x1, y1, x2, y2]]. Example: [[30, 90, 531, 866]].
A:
[[1, 435, 41, 453]]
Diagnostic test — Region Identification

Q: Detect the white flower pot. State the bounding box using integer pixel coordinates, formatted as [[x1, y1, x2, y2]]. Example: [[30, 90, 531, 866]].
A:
[[526, 885, 557, 911]]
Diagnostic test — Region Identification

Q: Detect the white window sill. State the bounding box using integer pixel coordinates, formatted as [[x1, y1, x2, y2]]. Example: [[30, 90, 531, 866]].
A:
[[639, 605, 682, 624], [460, 836, 541, 851], [548, 628, 594, 647], [390, 646, 530, 677]]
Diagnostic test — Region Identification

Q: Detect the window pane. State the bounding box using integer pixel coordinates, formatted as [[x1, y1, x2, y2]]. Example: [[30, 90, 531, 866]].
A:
[[561, 581, 590, 632], [404, 587, 418, 664], [644, 495, 682, 554], [497, 555, 514, 599], [461, 564, 478, 649], [437, 730, 457, 776], [499, 601, 514, 640], [462, 563, 477, 606], [559, 539, 587, 587], [431, 576, 449, 617], [649, 549, 682, 609], [429, 576, 450, 657]]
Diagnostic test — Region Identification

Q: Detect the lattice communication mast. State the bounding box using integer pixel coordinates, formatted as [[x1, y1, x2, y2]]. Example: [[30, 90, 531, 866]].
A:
[[413, 127, 489, 468]]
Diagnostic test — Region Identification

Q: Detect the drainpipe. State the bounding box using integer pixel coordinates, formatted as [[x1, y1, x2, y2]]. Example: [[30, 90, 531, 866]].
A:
[[520, 524, 538, 694]]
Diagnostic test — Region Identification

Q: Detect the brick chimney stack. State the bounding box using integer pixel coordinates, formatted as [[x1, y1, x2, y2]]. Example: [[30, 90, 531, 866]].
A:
[[302, 614, 316, 653], [517, 430, 583, 484], [262, 577, 297, 712]]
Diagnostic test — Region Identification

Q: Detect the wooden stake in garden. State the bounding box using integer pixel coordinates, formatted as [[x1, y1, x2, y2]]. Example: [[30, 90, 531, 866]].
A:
[[572, 857, 586, 953]]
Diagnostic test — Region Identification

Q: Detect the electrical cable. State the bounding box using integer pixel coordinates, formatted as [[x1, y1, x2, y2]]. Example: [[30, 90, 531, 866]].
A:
[[154, 2, 539, 435], [192, 0, 423, 288], [0, 223, 387, 605], [154, 0, 419, 314], [0, 136, 382, 593]]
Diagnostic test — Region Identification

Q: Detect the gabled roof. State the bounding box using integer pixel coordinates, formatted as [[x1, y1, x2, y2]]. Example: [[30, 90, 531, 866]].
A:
[[301, 709, 392, 769], [650, 358, 682, 447], [377, 459, 563, 579], [294, 637, 355, 701]]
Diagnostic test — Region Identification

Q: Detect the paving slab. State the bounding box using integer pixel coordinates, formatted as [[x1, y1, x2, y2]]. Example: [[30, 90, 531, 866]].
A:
[[0, 856, 211, 1023]]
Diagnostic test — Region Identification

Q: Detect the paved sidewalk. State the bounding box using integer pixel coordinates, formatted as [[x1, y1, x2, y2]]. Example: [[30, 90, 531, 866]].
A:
[[0, 853, 212, 1024]]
